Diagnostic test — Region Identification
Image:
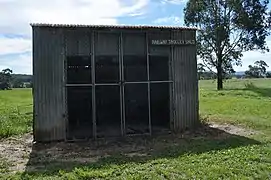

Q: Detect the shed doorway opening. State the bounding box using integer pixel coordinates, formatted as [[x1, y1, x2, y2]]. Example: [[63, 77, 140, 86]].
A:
[[149, 55, 171, 134], [66, 56, 93, 140], [95, 55, 122, 138]]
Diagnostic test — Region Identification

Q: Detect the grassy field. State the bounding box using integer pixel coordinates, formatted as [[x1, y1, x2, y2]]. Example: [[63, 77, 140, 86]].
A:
[[0, 88, 32, 138], [0, 79, 271, 179]]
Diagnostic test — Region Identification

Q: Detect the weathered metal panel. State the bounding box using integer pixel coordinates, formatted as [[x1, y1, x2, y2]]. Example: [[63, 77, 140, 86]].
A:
[[65, 28, 91, 56], [95, 32, 119, 55], [148, 31, 170, 55], [33, 27, 66, 142], [171, 29, 199, 131], [123, 32, 146, 55], [31, 23, 198, 31]]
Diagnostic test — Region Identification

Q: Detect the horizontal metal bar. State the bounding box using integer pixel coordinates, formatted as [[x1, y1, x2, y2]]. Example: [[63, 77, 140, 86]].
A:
[[123, 81, 149, 84], [66, 81, 172, 87], [65, 84, 93, 87], [123, 81, 173, 84], [95, 83, 120, 86], [126, 133, 151, 137], [149, 80, 173, 83], [147, 53, 170, 56]]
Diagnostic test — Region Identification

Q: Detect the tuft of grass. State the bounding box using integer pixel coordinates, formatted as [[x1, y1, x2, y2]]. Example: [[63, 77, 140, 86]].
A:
[[0, 88, 32, 138], [0, 156, 10, 174]]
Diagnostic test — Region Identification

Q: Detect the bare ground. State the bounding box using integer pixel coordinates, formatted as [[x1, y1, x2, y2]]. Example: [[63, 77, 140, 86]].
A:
[[0, 122, 257, 174]]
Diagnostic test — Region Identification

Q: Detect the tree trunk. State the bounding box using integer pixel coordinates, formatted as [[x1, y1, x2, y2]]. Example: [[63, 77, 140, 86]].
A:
[[217, 56, 223, 90]]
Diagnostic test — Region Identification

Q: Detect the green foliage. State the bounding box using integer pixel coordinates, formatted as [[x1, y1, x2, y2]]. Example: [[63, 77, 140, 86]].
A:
[[0, 68, 33, 90], [184, 0, 271, 90], [11, 74, 32, 83], [12, 78, 24, 88], [0, 157, 10, 174], [198, 71, 217, 80], [245, 60, 270, 78], [0, 68, 13, 90]]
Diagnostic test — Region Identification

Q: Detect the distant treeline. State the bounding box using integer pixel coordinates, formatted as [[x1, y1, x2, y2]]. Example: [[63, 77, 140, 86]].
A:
[[11, 74, 32, 88], [198, 71, 271, 80], [0, 68, 32, 90], [198, 60, 271, 80]]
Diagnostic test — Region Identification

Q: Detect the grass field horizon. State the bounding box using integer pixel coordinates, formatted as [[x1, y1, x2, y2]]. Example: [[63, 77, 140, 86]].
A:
[[0, 78, 271, 179]]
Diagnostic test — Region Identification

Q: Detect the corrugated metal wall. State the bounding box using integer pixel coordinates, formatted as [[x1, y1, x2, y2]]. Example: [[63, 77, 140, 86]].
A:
[[32, 27, 198, 142], [32, 27, 66, 142], [171, 30, 199, 131]]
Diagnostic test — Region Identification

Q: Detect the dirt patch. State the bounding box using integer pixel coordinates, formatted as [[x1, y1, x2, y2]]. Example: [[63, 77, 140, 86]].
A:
[[0, 123, 258, 174], [208, 122, 257, 136], [0, 133, 32, 172]]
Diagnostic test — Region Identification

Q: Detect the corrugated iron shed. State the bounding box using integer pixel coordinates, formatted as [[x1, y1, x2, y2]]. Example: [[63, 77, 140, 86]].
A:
[[32, 23, 199, 142]]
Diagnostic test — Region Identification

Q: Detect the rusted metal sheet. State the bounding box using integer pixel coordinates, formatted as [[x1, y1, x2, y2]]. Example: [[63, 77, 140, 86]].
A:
[[32, 27, 66, 142], [171, 29, 199, 131]]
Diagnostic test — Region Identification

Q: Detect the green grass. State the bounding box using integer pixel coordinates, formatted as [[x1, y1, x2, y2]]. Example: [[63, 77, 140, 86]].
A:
[[0, 88, 32, 138], [1, 79, 271, 179], [200, 79, 271, 132]]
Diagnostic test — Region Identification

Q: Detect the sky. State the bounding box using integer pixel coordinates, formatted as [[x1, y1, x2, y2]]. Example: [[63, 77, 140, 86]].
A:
[[0, 0, 271, 74]]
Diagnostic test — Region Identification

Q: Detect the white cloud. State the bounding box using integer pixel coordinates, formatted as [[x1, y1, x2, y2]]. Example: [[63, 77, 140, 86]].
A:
[[0, 53, 32, 74], [0, 0, 149, 36], [161, 0, 187, 5], [237, 43, 271, 71], [198, 41, 271, 72], [153, 16, 183, 25], [0, 0, 149, 74], [0, 36, 31, 56]]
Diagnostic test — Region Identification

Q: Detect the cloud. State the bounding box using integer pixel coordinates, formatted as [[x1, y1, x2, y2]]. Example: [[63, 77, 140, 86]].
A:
[[238, 42, 271, 71], [153, 16, 183, 25], [198, 40, 271, 72], [161, 0, 187, 5], [0, 36, 31, 56], [0, 0, 149, 36], [0, 0, 149, 74], [0, 53, 32, 74]]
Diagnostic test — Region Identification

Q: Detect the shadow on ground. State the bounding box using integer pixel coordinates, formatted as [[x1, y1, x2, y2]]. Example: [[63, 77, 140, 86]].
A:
[[225, 82, 271, 98], [22, 123, 260, 176]]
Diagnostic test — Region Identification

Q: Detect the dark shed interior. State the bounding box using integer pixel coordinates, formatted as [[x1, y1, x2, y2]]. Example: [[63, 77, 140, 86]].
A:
[[65, 30, 172, 140]]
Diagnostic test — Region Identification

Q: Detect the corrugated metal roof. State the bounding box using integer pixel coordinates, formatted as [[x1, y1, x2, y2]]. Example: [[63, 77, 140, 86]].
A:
[[30, 23, 198, 30]]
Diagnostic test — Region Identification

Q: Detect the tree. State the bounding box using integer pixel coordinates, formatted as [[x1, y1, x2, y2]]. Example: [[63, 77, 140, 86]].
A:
[[184, 0, 271, 90], [245, 60, 269, 78], [12, 78, 24, 88], [266, 72, 271, 78], [0, 68, 13, 90], [255, 60, 269, 76], [197, 63, 206, 79]]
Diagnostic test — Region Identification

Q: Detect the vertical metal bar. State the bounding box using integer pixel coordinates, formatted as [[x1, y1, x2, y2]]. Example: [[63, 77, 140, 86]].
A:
[[63, 30, 69, 141], [170, 30, 176, 132], [119, 32, 124, 136], [146, 32, 152, 135], [169, 30, 174, 131], [120, 32, 126, 135], [91, 31, 97, 139]]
